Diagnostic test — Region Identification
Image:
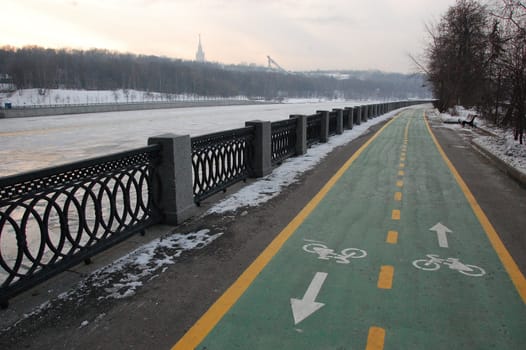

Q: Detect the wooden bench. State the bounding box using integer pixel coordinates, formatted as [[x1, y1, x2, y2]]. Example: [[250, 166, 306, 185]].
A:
[[460, 114, 477, 128]]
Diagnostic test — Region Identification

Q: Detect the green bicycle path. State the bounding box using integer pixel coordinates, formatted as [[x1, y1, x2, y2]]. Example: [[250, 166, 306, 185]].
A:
[[185, 109, 526, 349]]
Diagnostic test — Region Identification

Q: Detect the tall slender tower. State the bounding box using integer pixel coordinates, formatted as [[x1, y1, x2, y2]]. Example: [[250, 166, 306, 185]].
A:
[[195, 34, 205, 62]]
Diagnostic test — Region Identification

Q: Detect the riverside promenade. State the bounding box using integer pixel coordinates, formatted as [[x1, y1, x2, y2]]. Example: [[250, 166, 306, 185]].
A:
[[1, 107, 525, 349]]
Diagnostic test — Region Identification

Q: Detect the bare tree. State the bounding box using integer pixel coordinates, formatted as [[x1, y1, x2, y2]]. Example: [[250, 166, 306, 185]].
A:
[[424, 0, 491, 111], [489, 0, 526, 143]]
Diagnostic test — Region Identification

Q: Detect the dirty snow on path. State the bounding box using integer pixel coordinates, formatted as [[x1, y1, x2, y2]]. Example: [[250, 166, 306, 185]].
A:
[[3, 229, 223, 331]]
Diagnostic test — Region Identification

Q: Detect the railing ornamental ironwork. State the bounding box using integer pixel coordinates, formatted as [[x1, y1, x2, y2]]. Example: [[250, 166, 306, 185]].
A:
[[306, 113, 322, 146], [191, 127, 254, 205], [0, 145, 161, 307], [271, 119, 297, 165]]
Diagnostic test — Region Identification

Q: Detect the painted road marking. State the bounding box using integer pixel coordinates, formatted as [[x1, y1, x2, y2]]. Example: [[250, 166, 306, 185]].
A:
[[429, 222, 452, 248], [377, 265, 394, 289], [424, 113, 526, 301], [173, 110, 526, 350], [386, 231, 398, 244], [399, 163, 405, 168], [412, 254, 486, 277], [366, 326, 386, 350], [391, 210, 400, 220], [171, 114, 402, 350], [394, 192, 402, 201], [302, 240, 367, 264], [290, 272, 328, 325], [396, 180, 403, 188], [398, 170, 405, 176]]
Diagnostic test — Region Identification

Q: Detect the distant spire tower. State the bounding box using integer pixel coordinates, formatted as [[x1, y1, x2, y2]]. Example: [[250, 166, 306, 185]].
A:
[[195, 34, 206, 62]]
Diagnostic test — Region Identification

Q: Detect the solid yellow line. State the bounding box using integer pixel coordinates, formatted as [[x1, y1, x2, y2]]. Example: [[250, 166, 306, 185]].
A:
[[424, 113, 526, 303], [378, 265, 394, 289], [386, 230, 398, 244], [366, 326, 386, 350], [394, 192, 402, 201], [391, 210, 400, 220], [171, 114, 402, 350]]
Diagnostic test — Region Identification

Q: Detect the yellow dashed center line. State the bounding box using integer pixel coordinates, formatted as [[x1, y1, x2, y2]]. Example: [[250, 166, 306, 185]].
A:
[[366, 326, 386, 350], [391, 209, 400, 220], [398, 170, 405, 176], [377, 265, 394, 289], [396, 180, 404, 188], [386, 230, 398, 244], [394, 192, 402, 201]]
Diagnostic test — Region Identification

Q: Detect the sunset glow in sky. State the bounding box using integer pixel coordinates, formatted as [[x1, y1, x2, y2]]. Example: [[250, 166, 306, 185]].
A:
[[1, 0, 458, 72]]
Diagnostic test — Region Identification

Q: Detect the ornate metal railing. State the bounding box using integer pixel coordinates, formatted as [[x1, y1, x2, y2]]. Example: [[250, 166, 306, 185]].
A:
[[271, 119, 297, 165], [191, 127, 254, 205], [329, 111, 338, 136], [306, 113, 322, 146], [0, 145, 161, 307]]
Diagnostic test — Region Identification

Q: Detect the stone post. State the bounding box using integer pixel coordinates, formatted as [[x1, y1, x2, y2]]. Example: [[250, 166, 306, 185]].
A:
[[361, 105, 368, 122], [290, 114, 307, 156], [245, 120, 272, 177], [344, 107, 353, 130], [333, 108, 344, 134], [148, 134, 197, 225], [354, 106, 361, 125], [317, 110, 330, 143]]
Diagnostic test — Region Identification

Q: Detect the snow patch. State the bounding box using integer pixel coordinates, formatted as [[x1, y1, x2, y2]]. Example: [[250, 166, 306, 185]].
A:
[[435, 108, 526, 176]]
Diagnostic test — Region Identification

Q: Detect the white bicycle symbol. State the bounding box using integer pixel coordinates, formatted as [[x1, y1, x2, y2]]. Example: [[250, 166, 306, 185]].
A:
[[302, 240, 367, 264], [412, 254, 485, 277]]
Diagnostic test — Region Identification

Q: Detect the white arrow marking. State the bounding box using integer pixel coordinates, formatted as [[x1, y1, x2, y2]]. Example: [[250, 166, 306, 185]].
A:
[[290, 272, 328, 325], [430, 223, 453, 248]]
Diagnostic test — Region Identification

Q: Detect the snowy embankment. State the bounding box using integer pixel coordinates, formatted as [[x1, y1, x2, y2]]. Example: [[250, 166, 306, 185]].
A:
[[428, 108, 526, 176], [0, 88, 252, 106]]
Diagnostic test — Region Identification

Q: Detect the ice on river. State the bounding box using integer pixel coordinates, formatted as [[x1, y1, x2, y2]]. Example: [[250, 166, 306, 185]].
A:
[[0, 101, 376, 177]]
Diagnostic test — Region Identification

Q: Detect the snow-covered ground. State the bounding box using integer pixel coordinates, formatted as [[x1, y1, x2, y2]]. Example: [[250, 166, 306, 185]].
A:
[[427, 107, 526, 175], [0, 88, 252, 107], [0, 88, 359, 108], [3, 228, 224, 331]]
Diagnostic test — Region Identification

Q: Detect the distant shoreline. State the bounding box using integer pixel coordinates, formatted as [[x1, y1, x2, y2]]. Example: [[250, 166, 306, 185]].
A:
[[0, 99, 272, 119]]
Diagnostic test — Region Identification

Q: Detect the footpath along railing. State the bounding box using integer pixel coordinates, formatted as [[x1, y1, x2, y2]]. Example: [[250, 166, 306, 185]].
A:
[[0, 100, 429, 307]]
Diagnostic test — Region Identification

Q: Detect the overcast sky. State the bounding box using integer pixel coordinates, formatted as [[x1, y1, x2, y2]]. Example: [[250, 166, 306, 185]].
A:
[[1, 0, 458, 73]]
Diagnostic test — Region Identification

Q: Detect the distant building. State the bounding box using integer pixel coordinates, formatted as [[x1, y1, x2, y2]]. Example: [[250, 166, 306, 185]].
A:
[[195, 34, 206, 62]]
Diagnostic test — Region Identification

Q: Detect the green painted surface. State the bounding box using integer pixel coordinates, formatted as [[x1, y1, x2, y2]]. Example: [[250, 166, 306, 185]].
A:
[[197, 109, 526, 349]]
